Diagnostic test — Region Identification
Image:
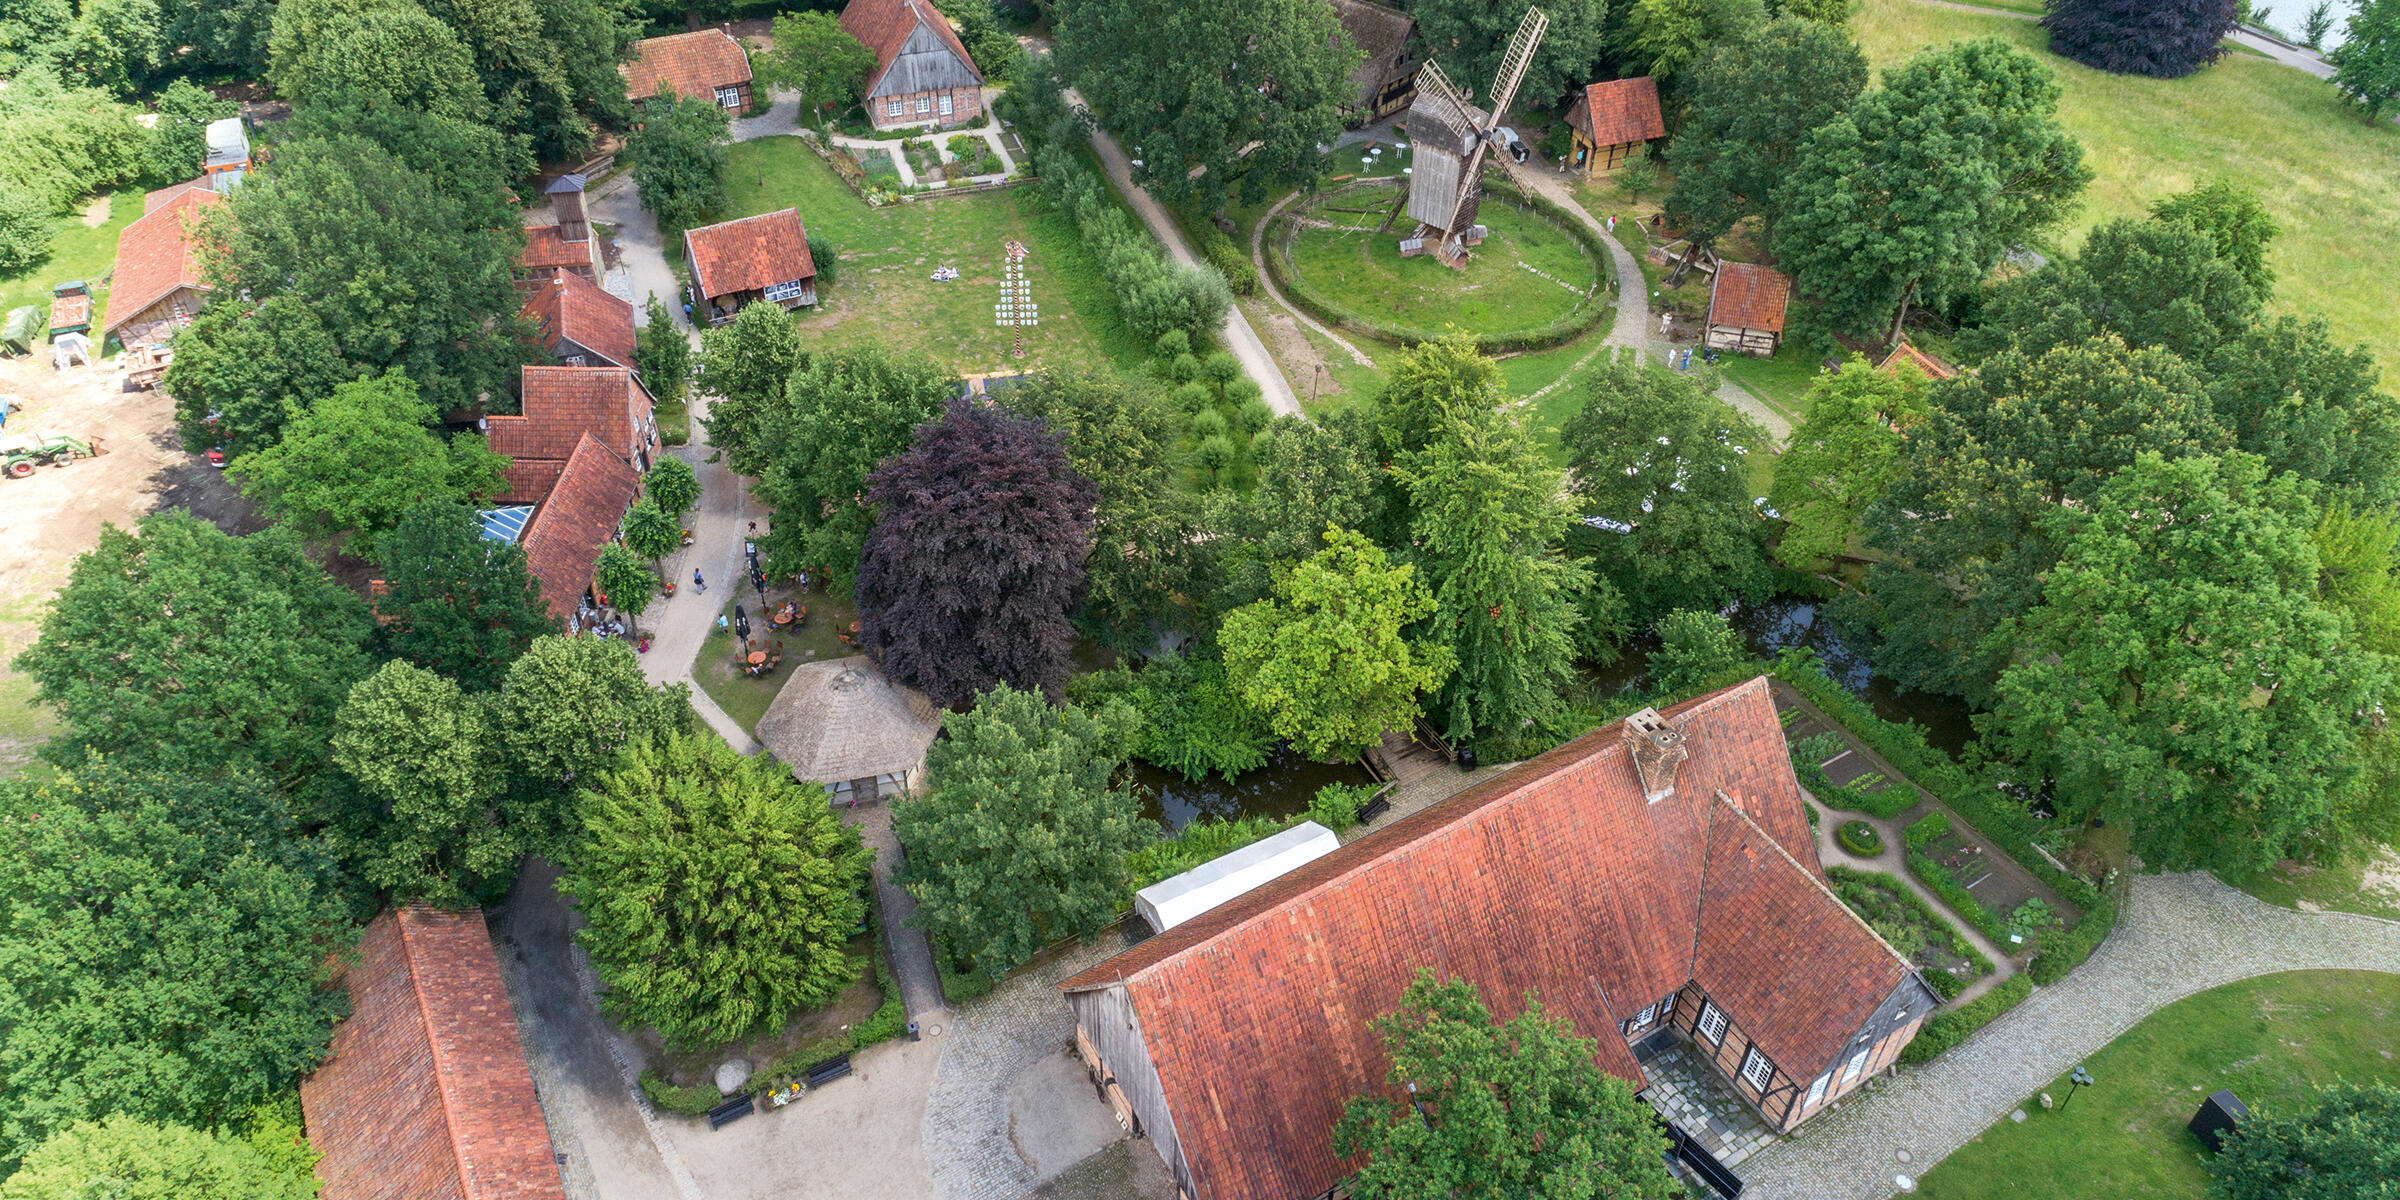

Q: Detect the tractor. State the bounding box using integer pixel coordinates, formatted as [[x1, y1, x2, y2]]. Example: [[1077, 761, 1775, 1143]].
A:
[[2, 432, 104, 478]]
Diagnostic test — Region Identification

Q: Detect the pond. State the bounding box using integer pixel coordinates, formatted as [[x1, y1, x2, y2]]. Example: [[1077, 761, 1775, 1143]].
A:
[[1583, 595, 1979, 755], [1128, 748, 1377, 833]]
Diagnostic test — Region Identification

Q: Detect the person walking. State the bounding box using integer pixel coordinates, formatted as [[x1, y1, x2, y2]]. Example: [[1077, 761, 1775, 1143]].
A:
[[693, 569, 707, 594]]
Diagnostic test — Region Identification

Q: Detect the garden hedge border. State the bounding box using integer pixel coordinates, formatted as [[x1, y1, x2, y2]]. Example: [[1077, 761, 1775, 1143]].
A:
[[1261, 175, 1615, 354], [1836, 819, 1884, 857], [1900, 975, 2034, 1065], [1790, 731, 1918, 819], [1824, 865, 1994, 1001], [2029, 875, 2120, 984]]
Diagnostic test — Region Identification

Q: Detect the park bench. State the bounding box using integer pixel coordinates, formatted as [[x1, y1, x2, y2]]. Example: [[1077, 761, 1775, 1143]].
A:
[[705, 1095, 754, 1130], [804, 1053, 853, 1089]]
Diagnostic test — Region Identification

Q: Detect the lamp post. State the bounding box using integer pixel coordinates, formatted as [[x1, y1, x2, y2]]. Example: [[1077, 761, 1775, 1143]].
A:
[[2060, 1064, 2094, 1111]]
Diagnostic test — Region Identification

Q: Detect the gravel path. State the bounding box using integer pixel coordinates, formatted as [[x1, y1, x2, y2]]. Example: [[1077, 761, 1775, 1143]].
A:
[[1738, 871, 2400, 1199], [1249, 188, 1380, 370]]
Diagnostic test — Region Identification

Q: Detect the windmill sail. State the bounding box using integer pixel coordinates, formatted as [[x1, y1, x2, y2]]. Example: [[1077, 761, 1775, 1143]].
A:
[[1399, 6, 1549, 263]]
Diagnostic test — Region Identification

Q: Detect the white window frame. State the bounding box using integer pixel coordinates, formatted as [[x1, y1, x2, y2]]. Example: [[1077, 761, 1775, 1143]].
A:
[[1841, 1047, 1870, 1083], [887, 97, 903, 117], [939, 92, 954, 116], [715, 86, 741, 109], [1739, 1047, 1774, 1092], [1658, 990, 1678, 1022], [1806, 1072, 1830, 1109], [1633, 1002, 1657, 1029], [1696, 1001, 1729, 1044], [917, 94, 932, 114]]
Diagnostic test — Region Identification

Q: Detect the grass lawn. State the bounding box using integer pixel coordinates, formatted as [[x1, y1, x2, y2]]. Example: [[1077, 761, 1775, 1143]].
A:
[[2229, 844, 2400, 922], [1285, 195, 1598, 337], [0, 190, 140, 340], [691, 579, 860, 736], [1916, 971, 2400, 1200], [694, 137, 1150, 375], [1854, 0, 2400, 377], [1717, 345, 1824, 425]]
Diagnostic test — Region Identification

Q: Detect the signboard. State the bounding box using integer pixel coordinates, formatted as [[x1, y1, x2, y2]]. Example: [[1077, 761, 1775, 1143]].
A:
[[763, 279, 809, 303]]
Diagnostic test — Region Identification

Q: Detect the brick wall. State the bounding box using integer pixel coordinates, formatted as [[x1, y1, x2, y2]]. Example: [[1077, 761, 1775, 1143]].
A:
[[869, 85, 984, 129]]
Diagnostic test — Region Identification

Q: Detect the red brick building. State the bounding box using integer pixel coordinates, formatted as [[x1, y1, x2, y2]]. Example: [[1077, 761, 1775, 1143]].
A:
[[519, 268, 637, 370], [104, 187, 221, 351], [482, 365, 660, 620], [1566, 76, 1666, 176], [683, 209, 817, 325], [622, 28, 753, 113], [841, 0, 984, 130], [1061, 678, 1939, 1200], [300, 908, 566, 1200]]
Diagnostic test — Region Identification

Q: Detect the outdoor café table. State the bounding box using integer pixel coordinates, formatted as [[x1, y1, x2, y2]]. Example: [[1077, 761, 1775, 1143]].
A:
[[747, 650, 767, 665]]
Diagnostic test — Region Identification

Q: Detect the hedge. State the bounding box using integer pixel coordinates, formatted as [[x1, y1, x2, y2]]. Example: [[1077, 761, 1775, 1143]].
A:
[[639, 1070, 723, 1115], [1904, 810, 1952, 854], [2028, 875, 2120, 984], [1790, 732, 1917, 819], [852, 923, 908, 1049], [1900, 975, 2034, 1065], [1836, 819, 1883, 857], [1907, 852, 2009, 943], [1194, 223, 1259, 295]]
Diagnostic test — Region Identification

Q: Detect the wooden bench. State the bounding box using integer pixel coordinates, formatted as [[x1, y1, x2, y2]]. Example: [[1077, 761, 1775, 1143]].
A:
[[804, 1053, 853, 1089], [705, 1095, 755, 1129]]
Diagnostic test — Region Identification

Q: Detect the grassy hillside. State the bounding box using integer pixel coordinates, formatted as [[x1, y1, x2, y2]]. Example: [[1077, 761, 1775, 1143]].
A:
[[1853, 0, 2400, 378]]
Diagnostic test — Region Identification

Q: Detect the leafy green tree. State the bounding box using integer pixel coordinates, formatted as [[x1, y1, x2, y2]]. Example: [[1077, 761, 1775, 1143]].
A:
[[1766, 0, 1850, 20], [494, 634, 689, 806], [740, 347, 954, 586], [1333, 971, 1682, 1200], [931, 0, 1019, 80], [1, 1116, 313, 1200], [1372, 334, 1511, 543], [1221, 528, 1455, 761], [375, 501, 559, 692], [1983, 453, 2393, 874], [1774, 37, 2091, 341], [277, 98, 527, 233], [995, 366, 1196, 649], [158, 0, 276, 73], [643, 457, 701, 522], [1852, 335, 2227, 702], [1203, 408, 1387, 612], [2211, 1081, 2400, 1200], [1961, 215, 2260, 365], [620, 498, 682, 568], [1070, 651, 1275, 781], [2334, 0, 2400, 120], [1666, 17, 1866, 250], [268, 0, 487, 120], [1410, 0, 1611, 110], [0, 187, 52, 276], [0, 0, 74, 75], [566, 731, 870, 1048], [694, 300, 807, 473], [166, 298, 358, 456], [1768, 355, 1928, 570], [1054, 0, 1352, 209], [2041, 0, 2238, 78], [0, 65, 147, 213], [760, 10, 877, 118], [1650, 608, 1746, 694], [0, 764, 350, 1170], [2205, 316, 2400, 506], [1621, 0, 1767, 83], [16, 514, 373, 785], [2303, 0, 2337, 47], [2150, 178, 2280, 298], [327, 661, 517, 905], [138, 79, 236, 186], [66, 0, 164, 94], [636, 298, 691, 408], [895, 685, 1152, 979], [1398, 398, 1589, 746], [591, 544, 656, 633], [2314, 502, 2400, 660], [419, 0, 635, 162], [1562, 352, 1772, 622], [228, 373, 508, 555], [628, 91, 730, 233]]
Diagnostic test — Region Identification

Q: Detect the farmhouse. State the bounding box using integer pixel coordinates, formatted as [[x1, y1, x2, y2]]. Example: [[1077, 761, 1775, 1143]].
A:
[[103, 186, 221, 351], [1565, 76, 1665, 176], [1329, 0, 1419, 128], [520, 268, 636, 370], [1060, 678, 1939, 1200], [683, 208, 818, 325], [622, 29, 753, 113], [481, 366, 659, 619], [841, 0, 985, 131], [299, 908, 567, 1200], [1706, 261, 1792, 357]]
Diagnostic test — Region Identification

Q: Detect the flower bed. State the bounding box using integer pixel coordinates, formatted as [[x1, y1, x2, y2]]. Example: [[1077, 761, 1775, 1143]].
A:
[[1826, 865, 1993, 1000]]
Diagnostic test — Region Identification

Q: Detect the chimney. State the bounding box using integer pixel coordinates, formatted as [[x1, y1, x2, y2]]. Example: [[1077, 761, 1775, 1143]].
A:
[[1623, 708, 1688, 803]]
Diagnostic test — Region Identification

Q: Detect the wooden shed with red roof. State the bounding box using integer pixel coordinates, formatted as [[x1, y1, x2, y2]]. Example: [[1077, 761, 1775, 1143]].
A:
[[520, 269, 637, 370], [1877, 337, 1959, 381], [683, 208, 817, 325], [1706, 261, 1793, 357], [1059, 678, 1939, 1200], [622, 28, 753, 114], [840, 0, 985, 130], [299, 908, 567, 1200], [1567, 76, 1665, 176], [104, 187, 222, 350]]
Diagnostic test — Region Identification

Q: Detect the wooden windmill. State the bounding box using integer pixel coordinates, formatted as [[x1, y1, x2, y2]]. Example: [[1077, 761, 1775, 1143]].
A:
[[1400, 6, 1548, 268]]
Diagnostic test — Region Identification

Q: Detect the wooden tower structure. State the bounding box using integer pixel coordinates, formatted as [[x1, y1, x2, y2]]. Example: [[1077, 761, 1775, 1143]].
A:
[[1400, 7, 1548, 268]]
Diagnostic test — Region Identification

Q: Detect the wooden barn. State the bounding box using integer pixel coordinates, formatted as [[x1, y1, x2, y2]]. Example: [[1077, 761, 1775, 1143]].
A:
[[1329, 0, 1419, 128], [683, 209, 818, 325], [1706, 262, 1792, 357], [841, 0, 985, 131], [1566, 77, 1664, 176]]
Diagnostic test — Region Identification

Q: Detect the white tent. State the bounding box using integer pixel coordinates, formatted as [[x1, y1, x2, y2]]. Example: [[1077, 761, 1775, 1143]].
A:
[[1136, 821, 1342, 934]]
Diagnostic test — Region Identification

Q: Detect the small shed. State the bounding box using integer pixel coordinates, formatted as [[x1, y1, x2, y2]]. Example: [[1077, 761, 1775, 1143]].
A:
[[1875, 338, 1958, 381], [755, 657, 942, 803], [203, 117, 249, 186], [682, 209, 817, 325], [1565, 77, 1664, 177], [1705, 261, 1791, 357], [1135, 821, 1343, 933]]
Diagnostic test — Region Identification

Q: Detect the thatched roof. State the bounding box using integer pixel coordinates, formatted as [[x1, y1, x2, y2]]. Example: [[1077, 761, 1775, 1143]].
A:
[[756, 656, 942, 785]]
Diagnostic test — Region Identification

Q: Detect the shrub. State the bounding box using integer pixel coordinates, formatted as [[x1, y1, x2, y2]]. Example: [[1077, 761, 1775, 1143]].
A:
[[1154, 329, 1192, 359], [1837, 819, 1883, 857], [1904, 809, 1953, 854], [946, 134, 980, 157], [639, 1069, 724, 1115], [1900, 975, 2034, 1065], [1309, 782, 1378, 833], [1196, 223, 1259, 294], [1174, 381, 1213, 413], [1126, 815, 1289, 889], [1190, 408, 1228, 439], [1227, 377, 1263, 406], [1230, 398, 1273, 436], [2028, 876, 2119, 984], [1907, 852, 2007, 942], [0, 186, 51, 275], [1168, 352, 1201, 382], [808, 233, 839, 284]]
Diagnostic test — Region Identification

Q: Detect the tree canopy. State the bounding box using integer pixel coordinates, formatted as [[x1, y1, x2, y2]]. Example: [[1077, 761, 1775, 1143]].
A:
[[2041, 0, 2237, 79], [2211, 1081, 2400, 1200], [2333, 0, 2400, 120], [1, 1116, 313, 1200], [326, 660, 519, 905], [1221, 528, 1455, 761], [895, 686, 1151, 979], [0, 764, 350, 1170], [1620, 0, 1768, 85], [1202, 408, 1387, 612], [1333, 971, 1682, 1200], [628, 90, 732, 233], [1411, 0, 1612, 109], [227, 372, 508, 555], [1651, 609, 1748, 695], [758, 10, 877, 117], [374, 502, 559, 692], [1961, 215, 2260, 366], [16, 514, 374, 786], [2149, 179, 2280, 298], [493, 635, 690, 825], [1666, 16, 1867, 249], [736, 347, 952, 585], [695, 300, 808, 474], [567, 731, 870, 1049], [857, 399, 1098, 709], [1767, 355, 1929, 571], [636, 298, 692, 409]]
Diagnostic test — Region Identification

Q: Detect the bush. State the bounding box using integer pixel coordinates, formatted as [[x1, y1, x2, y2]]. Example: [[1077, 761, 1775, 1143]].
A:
[[1190, 408, 1228, 439], [0, 186, 52, 275], [640, 1069, 724, 1115], [1837, 819, 1883, 857], [1154, 328, 1191, 359], [1195, 223, 1259, 294], [2028, 876, 2119, 984], [1309, 782, 1378, 833], [946, 134, 980, 157], [1900, 975, 2034, 1065], [1904, 809, 1952, 854], [1908, 851, 2007, 942], [808, 233, 839, 284], [1127, 815, 1289, 889]]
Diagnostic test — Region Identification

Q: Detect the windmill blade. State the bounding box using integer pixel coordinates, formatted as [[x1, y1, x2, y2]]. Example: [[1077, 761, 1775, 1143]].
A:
[[1412, 60, 1477, 154], [1481, 6, 1550, 131]]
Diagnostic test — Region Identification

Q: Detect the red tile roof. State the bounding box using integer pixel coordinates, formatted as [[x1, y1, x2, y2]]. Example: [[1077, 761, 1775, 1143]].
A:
[[621, 30, 751, 103], [105, 188, 221, 335], [490, 366, 653, 467], [500, 459, 566, 506], [1060, 678, 1919, 1200], [1709, 261, 1792, 334], [519, 225, 593, 274], [839, 0, 983, 95], [521, 434, 641, 619], [1569, 77, 1665, 147], [143, 177, 211, 213], [683, 209, 815, 300], [1878, 338, 1959, 381], [519, 269, 636, 369], [300, 908, 567, 1200]]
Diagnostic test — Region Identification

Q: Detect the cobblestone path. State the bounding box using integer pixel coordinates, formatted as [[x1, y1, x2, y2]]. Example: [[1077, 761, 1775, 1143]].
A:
[[1739, 871, 2400, 1199]]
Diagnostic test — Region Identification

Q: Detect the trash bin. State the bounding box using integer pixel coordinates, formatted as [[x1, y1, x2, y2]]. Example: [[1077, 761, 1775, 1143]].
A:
[[1457, 747, 1478, 772], [908, 1020, 921, 1042]]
